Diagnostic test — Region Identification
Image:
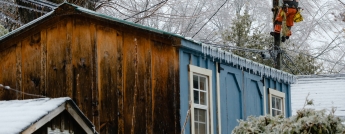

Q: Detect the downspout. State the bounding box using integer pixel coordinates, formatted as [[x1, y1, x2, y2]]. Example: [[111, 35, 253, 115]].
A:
[[263, 78, 266, 115], [216, 62, 221, 134], [242, 70, 245, 119]]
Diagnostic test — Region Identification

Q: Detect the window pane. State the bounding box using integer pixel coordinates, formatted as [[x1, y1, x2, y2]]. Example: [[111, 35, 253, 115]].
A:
[[199, 123, 206, 134], [200, 77, 206, 91], [194, 109, 199, 121], [195, 122, 199, 134], [193, 75, 199, 89], [277, 111, 281, 115], [194, 90, 199, 104], [200, 92, 206, 105], [272, 97, 276, 108], [272, 109, 276, 116], [199, 109, 206, 122], [276, 98, 281, 110]]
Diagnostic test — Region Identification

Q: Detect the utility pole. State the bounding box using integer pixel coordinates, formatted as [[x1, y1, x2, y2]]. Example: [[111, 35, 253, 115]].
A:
[[272, 0, 281, 70]]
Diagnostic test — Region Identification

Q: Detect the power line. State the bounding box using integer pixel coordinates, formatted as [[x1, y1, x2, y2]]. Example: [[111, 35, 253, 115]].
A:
[[191, 0, 229, 38], [282, 48, 345, 67], [0, 84, 48, 98], [282, 52, 305, 75], [282, 57, 296, 74], [124, 0, 167, 21], [201, 42, 269, 53]]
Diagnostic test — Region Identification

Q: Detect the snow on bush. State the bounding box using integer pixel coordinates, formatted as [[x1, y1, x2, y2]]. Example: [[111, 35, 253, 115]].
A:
[[0, 24, 8, 37], [232, 99, 345, 134]]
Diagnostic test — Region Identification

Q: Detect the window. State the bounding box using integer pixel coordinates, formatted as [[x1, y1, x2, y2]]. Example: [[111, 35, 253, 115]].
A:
[[189, 65, 213, 134], [269, 88, 285, 116], [47, 127, 71, 134]]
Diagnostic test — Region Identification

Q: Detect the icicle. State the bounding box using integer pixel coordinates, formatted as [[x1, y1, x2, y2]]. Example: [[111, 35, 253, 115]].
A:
[[217, 48, 220, 61], [201, 43, 204, 56], [252, 62, 256, 74], [245, 60, 251, 73], [238, 57, 244, 69], [285, 73, 288, 83], [207, 46, 210, 57], [265, 66, 270, 77], [271, 68, 276, 80], [233, 55, 238, 66], [277, 70, 282, 82], [226, 52, 232, 64], [259, 64, 264, 78]]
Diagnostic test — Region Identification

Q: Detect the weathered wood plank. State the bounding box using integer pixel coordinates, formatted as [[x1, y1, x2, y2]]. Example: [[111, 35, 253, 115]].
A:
[[96, 24, 118, 133], [46, 19, 68, 98], [16, 42, 22, 100], [116, 30, 124, 134], [0, 46, 17, 100], [21, 32, 41, 99], [134, 35, 150, 133], [151, 41, 177, 133], [71, 18, 93, 125], [40, 29, 47, 97], [90, 23, 100, 132], [173, 47, 181, 133], [145, 40, 153, 134], [65, 17, 73, 98], [122, 32, 137, 134]]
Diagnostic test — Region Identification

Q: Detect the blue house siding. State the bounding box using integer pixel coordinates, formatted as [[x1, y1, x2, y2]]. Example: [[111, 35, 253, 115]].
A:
[[180, 39, 293, 133], [180, 48, 219, 134], [219, 65, 243, 133]]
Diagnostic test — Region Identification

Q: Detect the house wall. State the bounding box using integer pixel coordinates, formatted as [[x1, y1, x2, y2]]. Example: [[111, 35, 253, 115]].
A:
[[179, 39, 291, 133], [0, 14, 180, 134]]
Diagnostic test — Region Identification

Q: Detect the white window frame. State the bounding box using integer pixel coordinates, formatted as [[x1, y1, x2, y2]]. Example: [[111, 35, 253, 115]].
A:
[[269, 88, 285, 117], [189, 64, 213, 134]]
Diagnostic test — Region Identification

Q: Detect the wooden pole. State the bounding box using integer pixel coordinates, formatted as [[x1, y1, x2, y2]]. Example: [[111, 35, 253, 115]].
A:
[[273, 0, 281, 69]]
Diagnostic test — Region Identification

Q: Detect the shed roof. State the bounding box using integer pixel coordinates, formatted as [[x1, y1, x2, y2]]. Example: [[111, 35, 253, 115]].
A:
[[0, 97, 97, 134], [0, 2, 182, 45], [291, 74, 345, 117], [0, 2, 295, 83]]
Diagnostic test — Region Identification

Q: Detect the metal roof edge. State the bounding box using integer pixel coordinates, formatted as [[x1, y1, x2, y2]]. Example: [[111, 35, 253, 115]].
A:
[[296, 74, 345, 79], [0, 11, 54, 43], [0, 2, 184, 45], [69, 3, 184, 39]]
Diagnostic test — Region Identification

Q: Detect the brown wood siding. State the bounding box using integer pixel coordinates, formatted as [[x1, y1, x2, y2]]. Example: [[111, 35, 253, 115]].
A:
[[0, 46, 17, 100], [0, 15, 180, 134]]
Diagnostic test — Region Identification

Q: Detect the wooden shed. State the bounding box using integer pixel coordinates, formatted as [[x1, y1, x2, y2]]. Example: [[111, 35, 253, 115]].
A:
[[0, 97, 97, 134], [0, 3, 180, 134], [0, 2, 296, 134]]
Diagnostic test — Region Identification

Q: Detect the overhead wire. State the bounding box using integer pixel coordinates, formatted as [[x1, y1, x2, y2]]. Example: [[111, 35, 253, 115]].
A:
[[124, 0, 167, 20], [0, 84, 48, 98], [191, 0, 230, 38]]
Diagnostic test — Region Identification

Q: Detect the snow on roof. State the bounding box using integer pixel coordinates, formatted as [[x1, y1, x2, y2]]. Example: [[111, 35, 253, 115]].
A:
[[291, 74, 345, 116], [0, 97, 70, 134]]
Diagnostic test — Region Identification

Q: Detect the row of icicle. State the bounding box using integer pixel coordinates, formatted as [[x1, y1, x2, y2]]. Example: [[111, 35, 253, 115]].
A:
[[201, 43, 296, 84]]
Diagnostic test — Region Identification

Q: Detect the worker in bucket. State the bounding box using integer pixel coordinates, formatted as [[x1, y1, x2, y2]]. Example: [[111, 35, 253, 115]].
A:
[[270, 0, 302, 42]]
